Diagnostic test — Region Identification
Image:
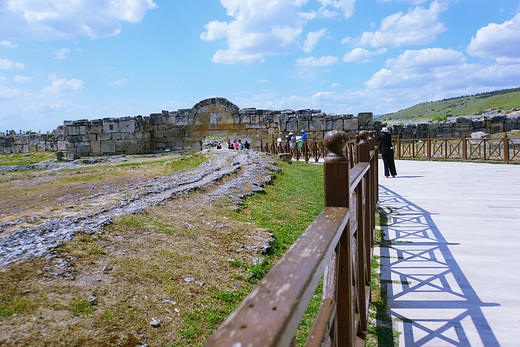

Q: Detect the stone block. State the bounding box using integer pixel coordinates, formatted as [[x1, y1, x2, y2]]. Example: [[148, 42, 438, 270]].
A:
[[90, 140, 101, 153], [79, 125, 88, 135], [119, 120, 135, 133], [491, 123, 504, 133], [97, 133, 112, 141], [357, 112, 373, 122], [66, 126, 80, 136], [101, 141, 116, 153], [77, 144, 91, 156], [287, 122, 298, 132], [332, 119, 343, 131], [344, 118, 358, 131], [115, 140, 134, 153], [103, 121, 119, 133], [309, 121, 320, 132], [58, 141, 67, 151], [82, 134, 97, 142], [111, 133, 123, 141], [122, 133, 136, 141]]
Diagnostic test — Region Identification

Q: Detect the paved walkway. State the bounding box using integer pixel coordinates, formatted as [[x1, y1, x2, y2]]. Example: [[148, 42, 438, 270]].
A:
[[377, 159, 520, 346]]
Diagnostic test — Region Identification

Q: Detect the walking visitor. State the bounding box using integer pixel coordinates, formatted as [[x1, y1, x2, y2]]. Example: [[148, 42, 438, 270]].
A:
[[378, 127, 397, 178]]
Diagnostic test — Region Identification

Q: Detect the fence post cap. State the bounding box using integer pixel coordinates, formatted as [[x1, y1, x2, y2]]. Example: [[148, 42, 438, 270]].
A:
[[324, 130, 348, 162], [357, 130, 369, 144]]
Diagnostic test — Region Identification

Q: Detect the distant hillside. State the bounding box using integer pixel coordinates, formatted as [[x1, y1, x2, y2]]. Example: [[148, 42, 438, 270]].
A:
[[379, 87, 520, 124]]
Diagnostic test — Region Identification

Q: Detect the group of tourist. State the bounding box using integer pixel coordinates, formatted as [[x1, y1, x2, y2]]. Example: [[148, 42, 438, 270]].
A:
[[286, 129, 308, 150], [221, 139, 250, 150]]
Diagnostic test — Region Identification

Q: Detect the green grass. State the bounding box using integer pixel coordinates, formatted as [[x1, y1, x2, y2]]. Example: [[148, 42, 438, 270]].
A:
[[0, 152, 55, 166], [172, 160, 325, 346], [115, 213, 181, 236], [380, 87, 520, 124], [0, 290, 34, 318], [366, 208, 401, 346], [68, 295, 97, 316]]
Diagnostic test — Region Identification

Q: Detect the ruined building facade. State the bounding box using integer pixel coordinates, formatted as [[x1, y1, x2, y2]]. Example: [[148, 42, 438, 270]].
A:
[[1, 97, 519, 157]]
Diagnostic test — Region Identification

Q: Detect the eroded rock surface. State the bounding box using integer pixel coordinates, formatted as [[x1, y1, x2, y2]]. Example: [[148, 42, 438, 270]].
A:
[[0, 150, 280, 267]]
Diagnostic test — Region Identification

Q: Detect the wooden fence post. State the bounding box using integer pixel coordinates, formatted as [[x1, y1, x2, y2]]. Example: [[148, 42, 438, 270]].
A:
[[427, 136, 431, 160], [324, 130, 350, 208], [396, 135, 401, 159], [357, 131, 372, 334], [504, 134, 510, 163], [323, 130, 353, 345], [462, 135, 467, 161]]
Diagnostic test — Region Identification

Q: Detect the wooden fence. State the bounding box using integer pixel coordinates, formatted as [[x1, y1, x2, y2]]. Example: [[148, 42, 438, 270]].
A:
[[395, 134, 520, 163], [259, 137, 360, 167], [205, 130, 379, 346]]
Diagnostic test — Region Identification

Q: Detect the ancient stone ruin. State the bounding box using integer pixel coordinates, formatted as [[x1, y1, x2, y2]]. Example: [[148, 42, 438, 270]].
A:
[[1, 97, 519, 157]]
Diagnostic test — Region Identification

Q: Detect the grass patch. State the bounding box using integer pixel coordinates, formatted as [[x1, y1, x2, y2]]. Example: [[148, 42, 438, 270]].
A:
[[68, 295, 97, 316], [0, 289, 34, 318], [171, 161, 325, 345], [0, 152, 55, 166], [367, 209, 401, 347]]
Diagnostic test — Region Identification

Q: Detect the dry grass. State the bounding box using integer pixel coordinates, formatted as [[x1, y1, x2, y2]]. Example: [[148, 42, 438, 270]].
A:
[[0, 152, 274, 346]]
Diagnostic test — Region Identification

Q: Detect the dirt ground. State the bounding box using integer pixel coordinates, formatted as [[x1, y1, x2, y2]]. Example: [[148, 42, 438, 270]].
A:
[[0, 150, 278, 346]]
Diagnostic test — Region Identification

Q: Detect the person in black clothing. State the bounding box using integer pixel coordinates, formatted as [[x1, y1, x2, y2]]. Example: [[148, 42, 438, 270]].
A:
[[379, 127, 397, 178]]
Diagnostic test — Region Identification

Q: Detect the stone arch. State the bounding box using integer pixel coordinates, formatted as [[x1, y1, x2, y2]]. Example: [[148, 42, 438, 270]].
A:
[[191, 97, 240, 125]]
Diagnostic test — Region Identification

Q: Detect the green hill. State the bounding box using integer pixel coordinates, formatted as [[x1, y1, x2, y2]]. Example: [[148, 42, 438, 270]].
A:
[[379, 87, 520, 124]]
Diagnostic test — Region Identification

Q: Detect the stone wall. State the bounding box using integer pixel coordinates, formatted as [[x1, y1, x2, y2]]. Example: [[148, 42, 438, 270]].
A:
[[61, 97, 376, 157], [0, 133, 66, 154], [388, 114, 520, 138], [2, 97, 519, 157]]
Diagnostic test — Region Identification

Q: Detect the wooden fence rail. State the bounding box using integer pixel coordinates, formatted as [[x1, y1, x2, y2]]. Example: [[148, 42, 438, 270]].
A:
[[206, 130, 379, 347], [395, 134, 520, 163], [259, 137, 361, 165]]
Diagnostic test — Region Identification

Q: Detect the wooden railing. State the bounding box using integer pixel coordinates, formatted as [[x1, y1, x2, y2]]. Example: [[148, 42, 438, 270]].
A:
[[206, 130, 379, 346], [395, 134, 520, 163], [259, 137, 360, 166]]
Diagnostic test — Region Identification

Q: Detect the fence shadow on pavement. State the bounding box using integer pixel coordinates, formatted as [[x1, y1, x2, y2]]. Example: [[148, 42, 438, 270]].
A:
[[378, 185, 500, 346]]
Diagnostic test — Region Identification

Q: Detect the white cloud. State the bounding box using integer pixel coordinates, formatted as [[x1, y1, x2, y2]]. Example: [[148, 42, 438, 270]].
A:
[[55, 48, 70, 60], [331, 82, 340, 88], [0, 0, 158, 40], [107, 78, 130, 87], [201, 0, 307, 64], [362, 47, 520, 102], [317, 0, 356, 19], [0, 84, 26, 101], [296, 56, 339, 66], [303, 29, 327, 53], [467, 13, 520, 60], [13, 75, 32, 83], [43, 77, 84, 94], [0, 58, 24, 70], [343, 47, 387, 63], [0, 40, 18, 47], [365, 48, 466, 89], [360, 0, 447, 48]]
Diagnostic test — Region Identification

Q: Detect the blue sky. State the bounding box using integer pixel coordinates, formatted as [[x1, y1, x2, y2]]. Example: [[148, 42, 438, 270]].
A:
[[1, 0, 520, 133]]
